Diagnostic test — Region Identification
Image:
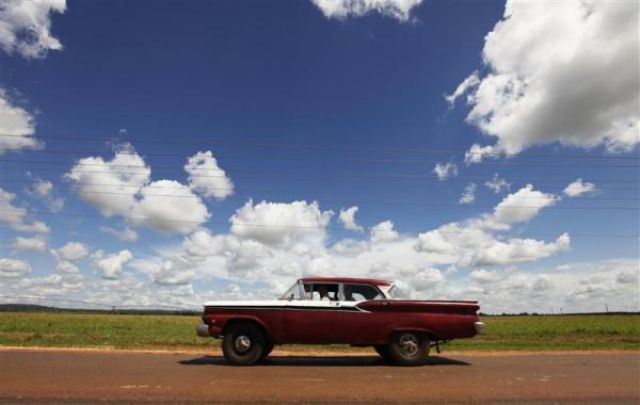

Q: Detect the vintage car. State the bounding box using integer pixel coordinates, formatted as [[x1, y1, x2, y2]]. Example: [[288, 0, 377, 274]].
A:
[[196, 277, 484, 366]]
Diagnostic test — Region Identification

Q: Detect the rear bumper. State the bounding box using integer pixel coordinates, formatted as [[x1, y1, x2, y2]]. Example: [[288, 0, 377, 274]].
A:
[[474, 321, 486, 335], [196, 323, 210, 338]]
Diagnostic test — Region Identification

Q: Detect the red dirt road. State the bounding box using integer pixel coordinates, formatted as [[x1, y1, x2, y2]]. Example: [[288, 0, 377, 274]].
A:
[[0, 349, 638, 404]]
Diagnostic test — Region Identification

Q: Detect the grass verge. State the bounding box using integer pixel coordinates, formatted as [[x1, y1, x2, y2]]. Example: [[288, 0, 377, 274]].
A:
[[0, 312, 638, 352]]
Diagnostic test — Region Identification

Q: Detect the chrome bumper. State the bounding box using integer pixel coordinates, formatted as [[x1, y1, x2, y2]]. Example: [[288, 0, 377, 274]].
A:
[[474, 321, 486, 335], [196, 323, 210, 338]]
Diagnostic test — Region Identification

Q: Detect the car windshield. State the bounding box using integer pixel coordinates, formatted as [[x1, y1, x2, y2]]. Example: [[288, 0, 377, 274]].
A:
[[387, 284, 410, 299], [280, 282, 302, 300]]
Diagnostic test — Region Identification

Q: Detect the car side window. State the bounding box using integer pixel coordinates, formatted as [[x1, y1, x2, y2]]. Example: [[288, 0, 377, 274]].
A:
[[343, 284, 383, 301], [303, 283, 340, 301]]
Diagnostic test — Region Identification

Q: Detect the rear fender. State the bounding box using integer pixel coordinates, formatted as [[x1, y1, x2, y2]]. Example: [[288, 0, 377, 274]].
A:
[[390, 327, 438, 341]]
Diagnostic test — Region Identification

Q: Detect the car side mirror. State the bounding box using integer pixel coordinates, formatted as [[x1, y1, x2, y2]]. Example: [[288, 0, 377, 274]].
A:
[[288, 293, 294, 301]]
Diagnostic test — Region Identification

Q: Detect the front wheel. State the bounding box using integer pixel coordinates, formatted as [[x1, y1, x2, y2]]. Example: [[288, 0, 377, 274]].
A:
[[222, 322, 266, 366], [387, 332, 429, 366]]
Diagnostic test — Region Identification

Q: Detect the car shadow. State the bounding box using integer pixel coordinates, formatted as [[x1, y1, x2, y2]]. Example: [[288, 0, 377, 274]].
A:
[[178, 355, 469, 367]]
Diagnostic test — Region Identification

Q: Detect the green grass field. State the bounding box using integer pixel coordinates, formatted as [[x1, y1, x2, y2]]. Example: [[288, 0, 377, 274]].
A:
[[0, 312, 638, 352]]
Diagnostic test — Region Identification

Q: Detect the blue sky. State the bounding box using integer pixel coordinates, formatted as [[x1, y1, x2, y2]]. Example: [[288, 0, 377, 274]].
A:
[[0, 0, 638, 313]]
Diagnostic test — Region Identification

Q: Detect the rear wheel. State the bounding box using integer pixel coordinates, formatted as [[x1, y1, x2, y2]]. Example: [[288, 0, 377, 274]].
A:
[[387, 332, 429, 366], [222, 322, 266, 366]]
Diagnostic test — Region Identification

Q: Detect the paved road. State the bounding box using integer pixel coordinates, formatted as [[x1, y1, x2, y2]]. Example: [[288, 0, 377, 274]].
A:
[[0, 349, 638, 404]]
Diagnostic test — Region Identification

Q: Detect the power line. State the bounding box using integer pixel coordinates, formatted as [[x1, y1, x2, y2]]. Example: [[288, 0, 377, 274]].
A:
[[1, 178, 637, 199], [1, 145, 639, 167], [1, 132, 639, 160], [0, 207, 638, 234], [39, 189, 640, 205], [1, 159, 638, 184]]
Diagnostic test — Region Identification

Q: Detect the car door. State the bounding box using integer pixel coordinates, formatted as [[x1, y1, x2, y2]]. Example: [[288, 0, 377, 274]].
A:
[[283, 282, 346, 343], [341, 283, 391, 344]]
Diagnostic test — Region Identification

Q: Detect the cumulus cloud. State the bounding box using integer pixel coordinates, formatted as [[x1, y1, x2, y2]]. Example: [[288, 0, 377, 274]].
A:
[[564, 179, 596, 198], [185, 151, 234, 200], [31, 179, 53, 196], [0, 0, 66, 59], [485, 173, 510, 194], [416, 185, 566, 267], [370, 220, 398, 243], [339, 206, 363, 232], [0, 88, 40, 154], [0, 187, 49, 234], [445, 71, 479, 106], [450, 0, 639, 162], [55, 260, 80, 274], [310, 0, 423, 22], [433, 162, 458, 181], [230, 199, 333, 245], [99, 225, 138, 242], [92, 249, 133, 279], [51, 242, 89, 261], [29, 178, 65, 212], [485, 184, 558, 229], [12, 236, 46, 252], [66, 144, 211, 234], [0, 257, 30, 278], [459, 183, 476, 205]]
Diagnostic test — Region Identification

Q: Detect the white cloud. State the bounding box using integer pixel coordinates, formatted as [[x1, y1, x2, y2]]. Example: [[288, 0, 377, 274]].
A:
[[0, 88, 40, 154], [92, 249, 133, 279], [0, 187, 49, 234], [564, 178, 596, 198], [230, 199, 333, 246], [0, 0, 66, 59], [370, 220, 398, 243], [0, 257, 30, 278], [12, 236, 46, 252], [451, 0, 639, 162], [445, 71, 479, 106], [310, 0, 423, 22], [485, 184, 558, 229], [51, 242, 89, 261], [32, 179, 53, 196], [183, 229, 221, 258], [185, 151, 234, 200], [55, 260, 79, 274], [29, 178, 65, 212], [433, 162, 458, 181], [459, 182, 476, 205], [99, 225, 138, 242], [150, 256, 194, 286], [485, 173, 510, 194], [66, 144, 211, 234], [416, 185, 566, 267], [339, 206, 363, 232]]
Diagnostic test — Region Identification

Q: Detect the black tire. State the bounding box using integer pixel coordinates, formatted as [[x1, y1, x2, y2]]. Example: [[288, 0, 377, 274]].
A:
[[387, 332, 429, 366], [222, 322, 266, 366], [374, 344, 390, 359], [260, 341, 275, 360]]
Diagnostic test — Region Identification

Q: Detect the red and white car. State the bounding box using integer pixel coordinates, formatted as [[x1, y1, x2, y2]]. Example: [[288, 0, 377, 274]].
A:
[[196, 277, 485, 366]]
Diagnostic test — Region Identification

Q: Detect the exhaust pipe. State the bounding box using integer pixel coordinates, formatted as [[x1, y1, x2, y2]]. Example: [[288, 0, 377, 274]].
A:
[[196, 323, 210, 337]]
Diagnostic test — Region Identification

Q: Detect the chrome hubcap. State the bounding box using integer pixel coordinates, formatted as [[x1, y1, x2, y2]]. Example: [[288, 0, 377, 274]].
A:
[[399, 333, 419, 357], [234, 335, 251, 353]]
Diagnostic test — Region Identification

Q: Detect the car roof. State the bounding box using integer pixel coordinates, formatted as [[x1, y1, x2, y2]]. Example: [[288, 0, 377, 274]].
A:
[[299, 277, 393, 287]]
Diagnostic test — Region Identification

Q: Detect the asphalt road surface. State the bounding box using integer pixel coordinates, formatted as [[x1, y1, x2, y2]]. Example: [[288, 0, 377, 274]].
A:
[[0, 349, 638, 404]]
